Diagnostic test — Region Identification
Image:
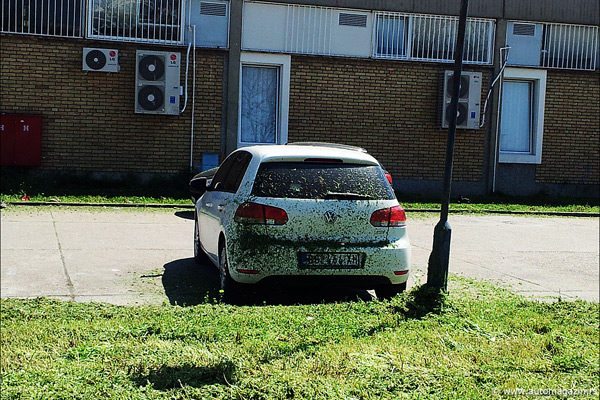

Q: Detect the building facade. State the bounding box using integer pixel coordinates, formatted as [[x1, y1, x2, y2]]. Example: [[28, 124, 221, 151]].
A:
[[1, 0, 598, 197]]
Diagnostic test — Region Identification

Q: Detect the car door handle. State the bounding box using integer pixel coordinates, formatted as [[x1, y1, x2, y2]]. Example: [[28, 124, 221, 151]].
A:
[[205, 202, 213, 208]]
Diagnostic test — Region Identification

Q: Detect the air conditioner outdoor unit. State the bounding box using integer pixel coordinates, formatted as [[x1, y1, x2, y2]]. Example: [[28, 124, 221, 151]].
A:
[[135, 50, 181, 115], [82, 48, 119, 72], [441, 70, 481, 130]]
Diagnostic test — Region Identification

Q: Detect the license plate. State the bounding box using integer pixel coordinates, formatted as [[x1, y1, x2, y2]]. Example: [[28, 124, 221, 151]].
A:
[[298, 252, 362, 269]]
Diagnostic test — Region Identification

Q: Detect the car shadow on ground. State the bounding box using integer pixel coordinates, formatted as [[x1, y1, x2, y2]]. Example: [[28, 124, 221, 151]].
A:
[[174, 210, 194, 220], [162, 258, 375, 306], [162, 258, 220, 306]]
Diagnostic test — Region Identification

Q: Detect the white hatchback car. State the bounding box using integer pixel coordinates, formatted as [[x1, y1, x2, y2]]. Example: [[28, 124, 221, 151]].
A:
[[192, 143, 411, 301]]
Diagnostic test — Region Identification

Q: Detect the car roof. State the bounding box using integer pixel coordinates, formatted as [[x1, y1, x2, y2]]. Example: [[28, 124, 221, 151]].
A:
[[238, 144, 380, 165]]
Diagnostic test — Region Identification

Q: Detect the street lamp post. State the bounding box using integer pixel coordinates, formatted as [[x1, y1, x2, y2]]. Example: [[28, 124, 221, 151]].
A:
[[427, 0, 469, 291]]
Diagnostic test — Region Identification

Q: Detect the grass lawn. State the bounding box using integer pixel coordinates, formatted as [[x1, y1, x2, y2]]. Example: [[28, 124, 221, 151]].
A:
[[1, 278, 598, 399], [1, 167, 598, 214]]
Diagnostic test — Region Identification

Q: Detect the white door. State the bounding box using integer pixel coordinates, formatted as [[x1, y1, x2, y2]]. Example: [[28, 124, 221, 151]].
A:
[[240, 65, 279, 145], [238, 53, 290, 148]]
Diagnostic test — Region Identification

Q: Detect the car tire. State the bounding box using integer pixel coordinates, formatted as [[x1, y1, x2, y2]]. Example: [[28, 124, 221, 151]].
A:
[[219, 244, 241, 303], [375, 282, 407, 300], [193, 216, 208, 264]]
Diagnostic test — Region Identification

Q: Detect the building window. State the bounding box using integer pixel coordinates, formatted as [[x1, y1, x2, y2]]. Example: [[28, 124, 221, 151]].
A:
[[374, 12, 494, 65], [374, 14, 407, 58], [241, 66, 279, 145], [499, 68, 547, 164], [542, 23, 599, 71], [1, 0, 83, 37], [500, 81, 533, 153], [88, 0, 183, 44], [238, 53, 290, 148]]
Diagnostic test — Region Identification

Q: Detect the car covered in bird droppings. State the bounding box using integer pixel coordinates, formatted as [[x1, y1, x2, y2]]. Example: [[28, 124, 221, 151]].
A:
[[190, 143, 411, 301]]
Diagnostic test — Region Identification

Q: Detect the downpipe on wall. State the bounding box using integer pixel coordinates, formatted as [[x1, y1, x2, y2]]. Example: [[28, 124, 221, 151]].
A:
[[488, 47, 510, 194], [181, 25, 197, 172]]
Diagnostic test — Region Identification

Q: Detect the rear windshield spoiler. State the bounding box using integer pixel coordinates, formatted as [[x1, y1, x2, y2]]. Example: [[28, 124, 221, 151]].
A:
[[260, 157, 379, 166]]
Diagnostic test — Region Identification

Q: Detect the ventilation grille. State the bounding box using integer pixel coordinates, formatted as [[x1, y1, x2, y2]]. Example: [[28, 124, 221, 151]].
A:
[[200, 2, 227, 17], [513, 23, 536, 36], [339, 13, 367, 27]]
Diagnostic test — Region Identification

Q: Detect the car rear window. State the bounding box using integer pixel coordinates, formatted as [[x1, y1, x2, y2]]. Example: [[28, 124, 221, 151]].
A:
[[251, 162, 395, 200]]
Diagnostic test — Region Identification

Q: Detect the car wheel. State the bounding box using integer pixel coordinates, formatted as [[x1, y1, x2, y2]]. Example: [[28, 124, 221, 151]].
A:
[[375, 282, 407, 300], [219, 245, 240, 303]]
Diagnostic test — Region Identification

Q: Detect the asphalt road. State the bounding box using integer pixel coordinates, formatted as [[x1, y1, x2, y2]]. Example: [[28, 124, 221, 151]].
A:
[[1, 207, 598, 305]]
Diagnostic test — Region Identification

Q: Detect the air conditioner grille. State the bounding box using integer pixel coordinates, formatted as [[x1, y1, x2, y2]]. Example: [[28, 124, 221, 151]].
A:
[[200, 2, 227, 17], [513, 23, 536, 36], [138, 55, 165, 81], [339, 13, 367, 28], [138, 85, 165, 111], [85, 50, 107, 70], [445, 75, 470, 99]]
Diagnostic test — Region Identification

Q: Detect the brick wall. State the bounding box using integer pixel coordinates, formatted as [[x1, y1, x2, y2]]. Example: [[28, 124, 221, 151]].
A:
[[0, 35, 223, 173], [4, 34, 596, 189], [288, 55, 489, 182], [536, 70, 600, 185]]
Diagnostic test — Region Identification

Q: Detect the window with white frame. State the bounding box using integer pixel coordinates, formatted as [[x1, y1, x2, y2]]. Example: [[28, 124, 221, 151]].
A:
[[238, 53, 290, 148], [1, 0, 83, 37], [88, 0, 184, 43], [374, 12, 494, 64], [499, 68, 547, 164]]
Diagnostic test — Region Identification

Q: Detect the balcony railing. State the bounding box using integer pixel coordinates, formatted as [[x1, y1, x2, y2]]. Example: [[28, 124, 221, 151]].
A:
[[374, 12, 495, 65], [1, 0, 84, 37], [542, 23, 599, 71]]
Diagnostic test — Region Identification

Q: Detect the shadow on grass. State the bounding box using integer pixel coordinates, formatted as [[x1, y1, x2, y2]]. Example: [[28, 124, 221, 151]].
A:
[[396, 284, 447, 320], [132, 361, 235, 390], [161, 258, 374, 306], [162, 258, 221, 306], [251, 284, 374, 306]]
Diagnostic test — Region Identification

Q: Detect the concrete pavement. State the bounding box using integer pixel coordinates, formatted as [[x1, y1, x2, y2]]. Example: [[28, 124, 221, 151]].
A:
[[1, 207, 598, 305]]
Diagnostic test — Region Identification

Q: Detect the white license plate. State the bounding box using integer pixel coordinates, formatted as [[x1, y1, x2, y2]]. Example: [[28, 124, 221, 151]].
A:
[[298, 252, 362, 269]]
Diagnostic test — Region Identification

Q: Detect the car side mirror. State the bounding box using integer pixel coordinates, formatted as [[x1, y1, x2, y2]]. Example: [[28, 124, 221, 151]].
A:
[[189, 177, 208, 200]]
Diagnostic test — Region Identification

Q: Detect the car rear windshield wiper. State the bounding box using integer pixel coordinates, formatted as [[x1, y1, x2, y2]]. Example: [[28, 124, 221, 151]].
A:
[[323, 192, 372, 200]]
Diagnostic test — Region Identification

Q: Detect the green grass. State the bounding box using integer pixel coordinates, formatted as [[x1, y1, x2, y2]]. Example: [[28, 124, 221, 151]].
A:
[[2, 278, 598, 399], [0, 194, 191, 205], [2, 167, 598, 213], [397, 193, 599, 214]]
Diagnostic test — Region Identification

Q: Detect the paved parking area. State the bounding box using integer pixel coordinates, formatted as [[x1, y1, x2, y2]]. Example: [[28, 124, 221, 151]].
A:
[[1, 207, 598, 305]]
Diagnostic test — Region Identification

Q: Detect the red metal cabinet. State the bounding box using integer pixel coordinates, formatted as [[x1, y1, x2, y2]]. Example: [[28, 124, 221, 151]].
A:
[[1, 115, 42, 166]]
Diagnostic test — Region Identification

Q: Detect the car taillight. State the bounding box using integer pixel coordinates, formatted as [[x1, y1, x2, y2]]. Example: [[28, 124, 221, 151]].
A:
[[234, 202, 288, 225], [384, 172, 393, 184], [370, 205, 406, 227]]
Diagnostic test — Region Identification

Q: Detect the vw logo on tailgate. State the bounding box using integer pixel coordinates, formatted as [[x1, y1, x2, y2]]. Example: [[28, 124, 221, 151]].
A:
[[323, 210, 338, 224]]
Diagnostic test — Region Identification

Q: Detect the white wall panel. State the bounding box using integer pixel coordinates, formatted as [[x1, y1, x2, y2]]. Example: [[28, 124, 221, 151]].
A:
[[330, 10, 372, 57], [242, 3, 288, 52], [188, 0, 230, 48], [242, 2, 372, 57]]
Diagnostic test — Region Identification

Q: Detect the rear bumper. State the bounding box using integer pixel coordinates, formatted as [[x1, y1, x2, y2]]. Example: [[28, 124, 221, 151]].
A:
[[227, 238, 411, 286]]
